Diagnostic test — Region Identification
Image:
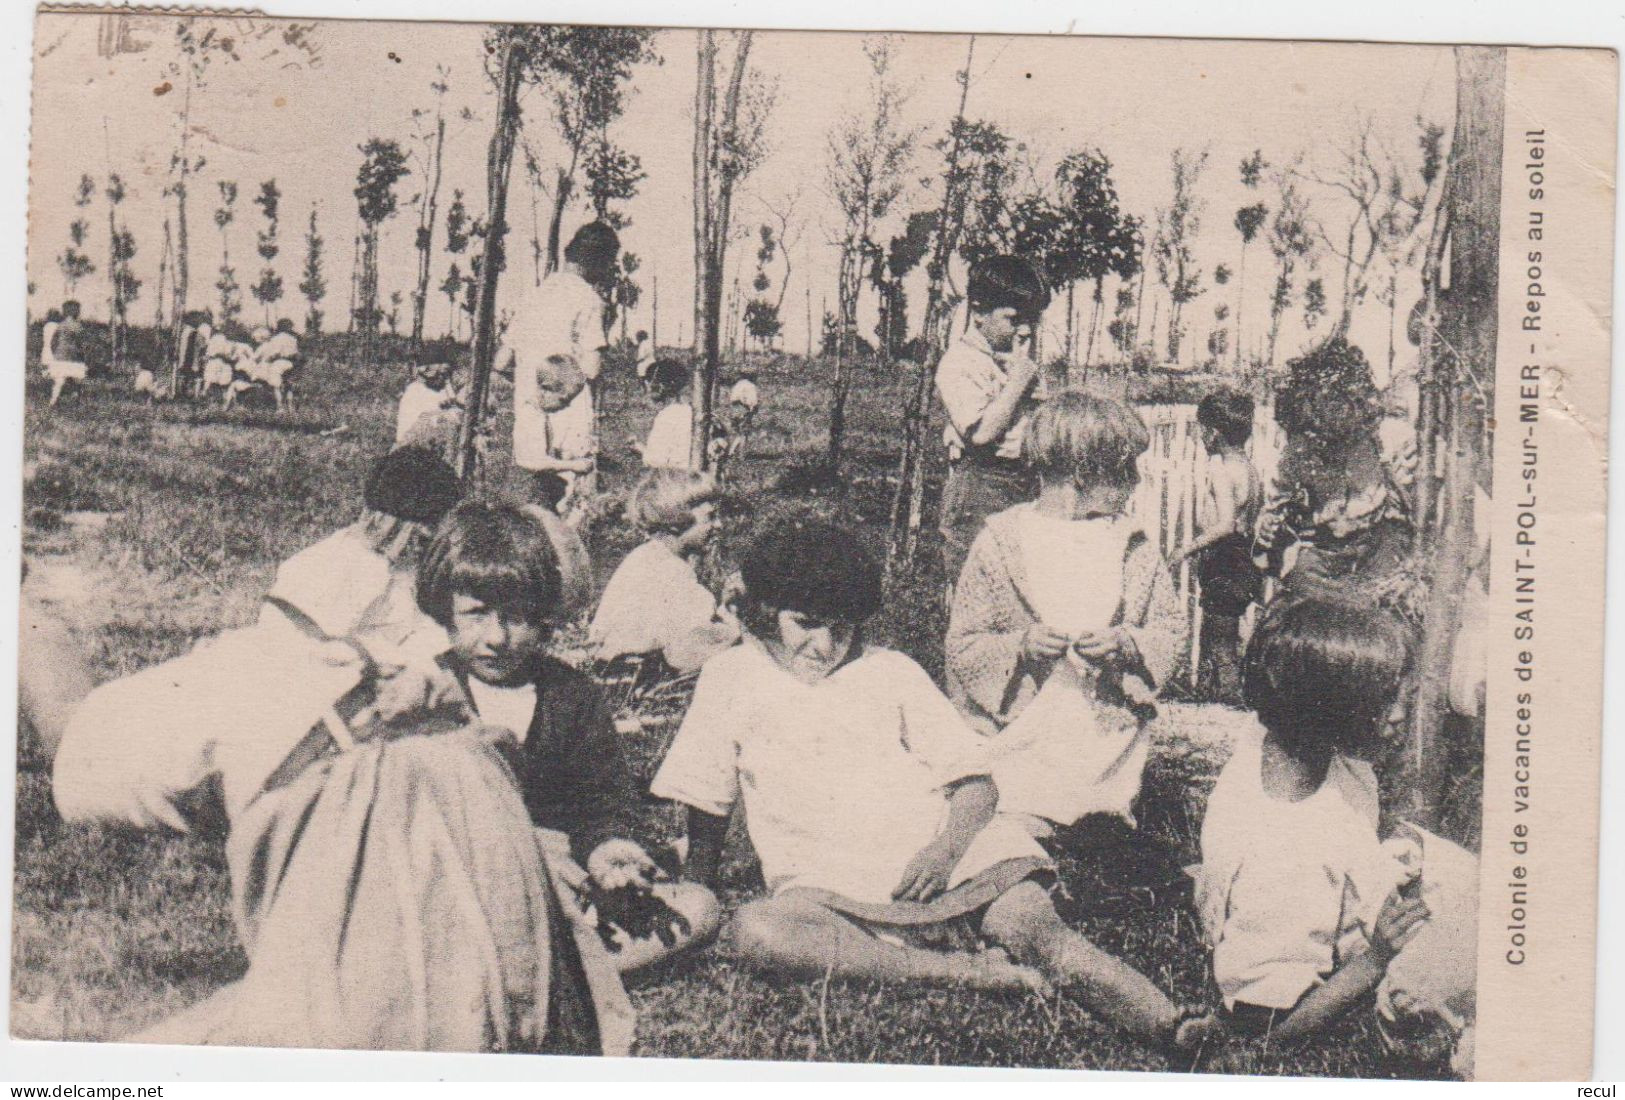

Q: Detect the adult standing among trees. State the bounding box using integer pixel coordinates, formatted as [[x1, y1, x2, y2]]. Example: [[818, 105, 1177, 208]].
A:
[[500, 221, 619, 512]]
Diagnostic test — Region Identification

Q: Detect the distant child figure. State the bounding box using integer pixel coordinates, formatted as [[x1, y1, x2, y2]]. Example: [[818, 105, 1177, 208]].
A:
[[1169, 391, 1264, 703], [588, 470, 738, 676], [1197, 599, 1476, 1064], [43, 300, 90, 407], [652, 514, 1219, 1052], [935, 255, 1051, 581], [201, 325, 244, 400], [173, 311, 211, 397], [513, 353, 596, 517], [418, 499, 721, 975], [504, 222, 618, 503], [637, 357, 695, 471], [724, 365, 762, 465], [396, 359, 460, 447], [946, 390, 1182, 835], [632, 329, 655, 381]]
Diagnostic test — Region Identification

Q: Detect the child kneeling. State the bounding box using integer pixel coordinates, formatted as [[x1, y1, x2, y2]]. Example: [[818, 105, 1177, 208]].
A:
[[652, 514, 1218, 1051], [1197, 598, 1476, 1070]]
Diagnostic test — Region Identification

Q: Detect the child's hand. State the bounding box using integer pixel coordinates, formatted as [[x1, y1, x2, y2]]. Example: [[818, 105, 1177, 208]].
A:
[[587, 838, 660, 891], [893, 835, 957, 902], [1370, 889, 1430, 961], [1073, 626, 1134, 665], [1022, 624, 1071, 663]]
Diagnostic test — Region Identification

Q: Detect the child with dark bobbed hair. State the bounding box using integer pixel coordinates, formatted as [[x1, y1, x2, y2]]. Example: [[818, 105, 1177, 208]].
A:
[[1199, 597, 1476, 1064], [654, 511, 1220, 1052]]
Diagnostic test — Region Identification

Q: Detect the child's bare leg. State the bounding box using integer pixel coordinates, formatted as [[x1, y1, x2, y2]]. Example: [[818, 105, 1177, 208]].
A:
[[730, 893, 1046, 994], [607, 882, 722, 975], [982, 879, 1176, 1037], [18, 596, 96, 761]]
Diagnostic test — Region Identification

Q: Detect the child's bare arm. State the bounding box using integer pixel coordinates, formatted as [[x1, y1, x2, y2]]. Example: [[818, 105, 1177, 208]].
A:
[[1269, 890, 1430, 1043], [966, 355, 1039, 448], [683, 806, 730, 887], [893, 775, 997, 902]]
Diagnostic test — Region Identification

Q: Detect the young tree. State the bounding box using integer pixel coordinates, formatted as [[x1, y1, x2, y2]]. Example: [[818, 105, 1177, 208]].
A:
[[825, 35, 920, 468], [1233, 149, 1270, 370], [1151, 147, 1208, 364], [690, 29, 774, 470], [298, 205, 326, 335], [250, 179, 283, 326], [530, 28, 657, 276], [353, 138, 410, 361], [58, 174, 96, 297], [1265, 172, 1316, 368], [607, 251, 642, 342], [1053, 149, 1140, 367], [104, 173, 140, 372], [869, 210, 933, 361], [214, 179, 242, 327], [439, 262, 464, 339], [387, 289, 403, 336], [408, 67, 453, 347]]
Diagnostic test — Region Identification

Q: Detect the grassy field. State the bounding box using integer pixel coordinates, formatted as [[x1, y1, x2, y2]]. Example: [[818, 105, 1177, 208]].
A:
[[10, 347, 1453, 1078]]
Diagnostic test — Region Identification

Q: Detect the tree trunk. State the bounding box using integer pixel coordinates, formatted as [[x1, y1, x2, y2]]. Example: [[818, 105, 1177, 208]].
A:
[[690, 31, 717, 469], [457, 33, 525, 482], [545, 161, 576, 277], [1407, 45, 1503, 828], [1064, 281, 1076, 367]]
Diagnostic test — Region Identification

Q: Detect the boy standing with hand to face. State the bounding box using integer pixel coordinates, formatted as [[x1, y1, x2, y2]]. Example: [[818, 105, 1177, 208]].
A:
[[935, 255, 1052, 583]]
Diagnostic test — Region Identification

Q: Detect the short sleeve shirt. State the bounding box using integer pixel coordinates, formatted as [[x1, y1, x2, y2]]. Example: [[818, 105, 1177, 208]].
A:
[[934, 326, 1033, 461], [651, 643, 1046, 903], [642, 403, 694, 470], [588, 540, 718, 661]]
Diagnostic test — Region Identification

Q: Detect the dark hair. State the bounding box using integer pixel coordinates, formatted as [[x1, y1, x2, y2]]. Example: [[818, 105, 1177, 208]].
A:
[[647, 358, 688, 402], [738, 513, 882, 639], [1197, 390, 1255, 449], [416, 499, 563, 629], [563, 221, 620, 274], [61, 300, 81, 318], [635, 329, 649, 342], [276, 317, 295, 333], [1242, 598, 1412, 761], [1023, 388, 1149, 490], [966, 255, 1050, 322], [363, 445, 462, 528]]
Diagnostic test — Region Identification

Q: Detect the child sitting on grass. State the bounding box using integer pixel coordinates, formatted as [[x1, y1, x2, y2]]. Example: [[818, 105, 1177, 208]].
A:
[[418, 498, 721, 974], [637, 357, 696, 472], [1197, 598, 1476, 1061], [588, 469, 739, 676], [946, 390, 1182, 850], [652, 514, 1219, 1053]]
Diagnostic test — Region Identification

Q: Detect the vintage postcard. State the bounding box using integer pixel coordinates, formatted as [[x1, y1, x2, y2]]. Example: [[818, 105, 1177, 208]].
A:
[[10, 7, 1616, 1083]]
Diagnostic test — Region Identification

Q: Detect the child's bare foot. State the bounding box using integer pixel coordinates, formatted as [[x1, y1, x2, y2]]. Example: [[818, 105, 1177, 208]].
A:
[[975, 947, 1053, 997], [1166, 1005, 1226, 1052]]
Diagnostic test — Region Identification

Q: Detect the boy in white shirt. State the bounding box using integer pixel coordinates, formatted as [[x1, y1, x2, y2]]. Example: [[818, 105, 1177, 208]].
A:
[[502, 222, 618, 505], [396, 360, 459, 446], [652, 514, 1219, 1051], [935, 256, 1050, 583], [636, 358, 695, 471], [1197, 599, 1474, 1056]]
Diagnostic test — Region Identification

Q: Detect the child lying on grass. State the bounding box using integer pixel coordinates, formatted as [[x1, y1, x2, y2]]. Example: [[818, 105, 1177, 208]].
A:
[[1197, 598, 1476, 1071], [652, 513, 1220, 1053], [588, 469, 739, 677]]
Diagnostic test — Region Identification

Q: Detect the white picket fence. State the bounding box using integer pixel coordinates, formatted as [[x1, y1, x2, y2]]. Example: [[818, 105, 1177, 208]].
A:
[[1129, 401, 1284, 686]]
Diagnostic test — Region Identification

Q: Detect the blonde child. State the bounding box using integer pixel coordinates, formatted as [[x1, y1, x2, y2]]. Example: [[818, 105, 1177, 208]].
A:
[[1197, 599, 1476, 1069], [946, 390, 1182, 835], [588, 470, 738, 675], [653, 514, 1219, 1053]]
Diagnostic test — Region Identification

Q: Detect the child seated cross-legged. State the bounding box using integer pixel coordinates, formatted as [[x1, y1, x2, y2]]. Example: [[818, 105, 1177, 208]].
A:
[[588, 469, 739, 677], [945, 390, 1186, 891], [1197, 598, 1477, 1067], [651, 514, 1220, 1052], [417, 499, 722, 974]]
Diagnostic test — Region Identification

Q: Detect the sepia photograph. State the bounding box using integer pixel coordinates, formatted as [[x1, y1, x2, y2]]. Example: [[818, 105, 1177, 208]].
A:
[[9, 8, 1615, 1083]]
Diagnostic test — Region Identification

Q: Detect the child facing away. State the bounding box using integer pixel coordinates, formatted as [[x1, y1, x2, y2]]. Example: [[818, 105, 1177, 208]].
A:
[[588, 469, 739, 676], [637, 357, 696, 471], [1197, 598, 1476, 1068], [1168, 391, 1264, 703], [946, 390, 1183, 836], [396, 359, 460, 447], [42, 300, 90, 407], [651, 514, 1220, 1053], [417, 499, 721, 974]]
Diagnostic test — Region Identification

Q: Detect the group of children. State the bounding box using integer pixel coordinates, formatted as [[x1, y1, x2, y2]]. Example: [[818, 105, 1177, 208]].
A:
[[158, 311, 304, 410], [23, 243, 1474, 1072]]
